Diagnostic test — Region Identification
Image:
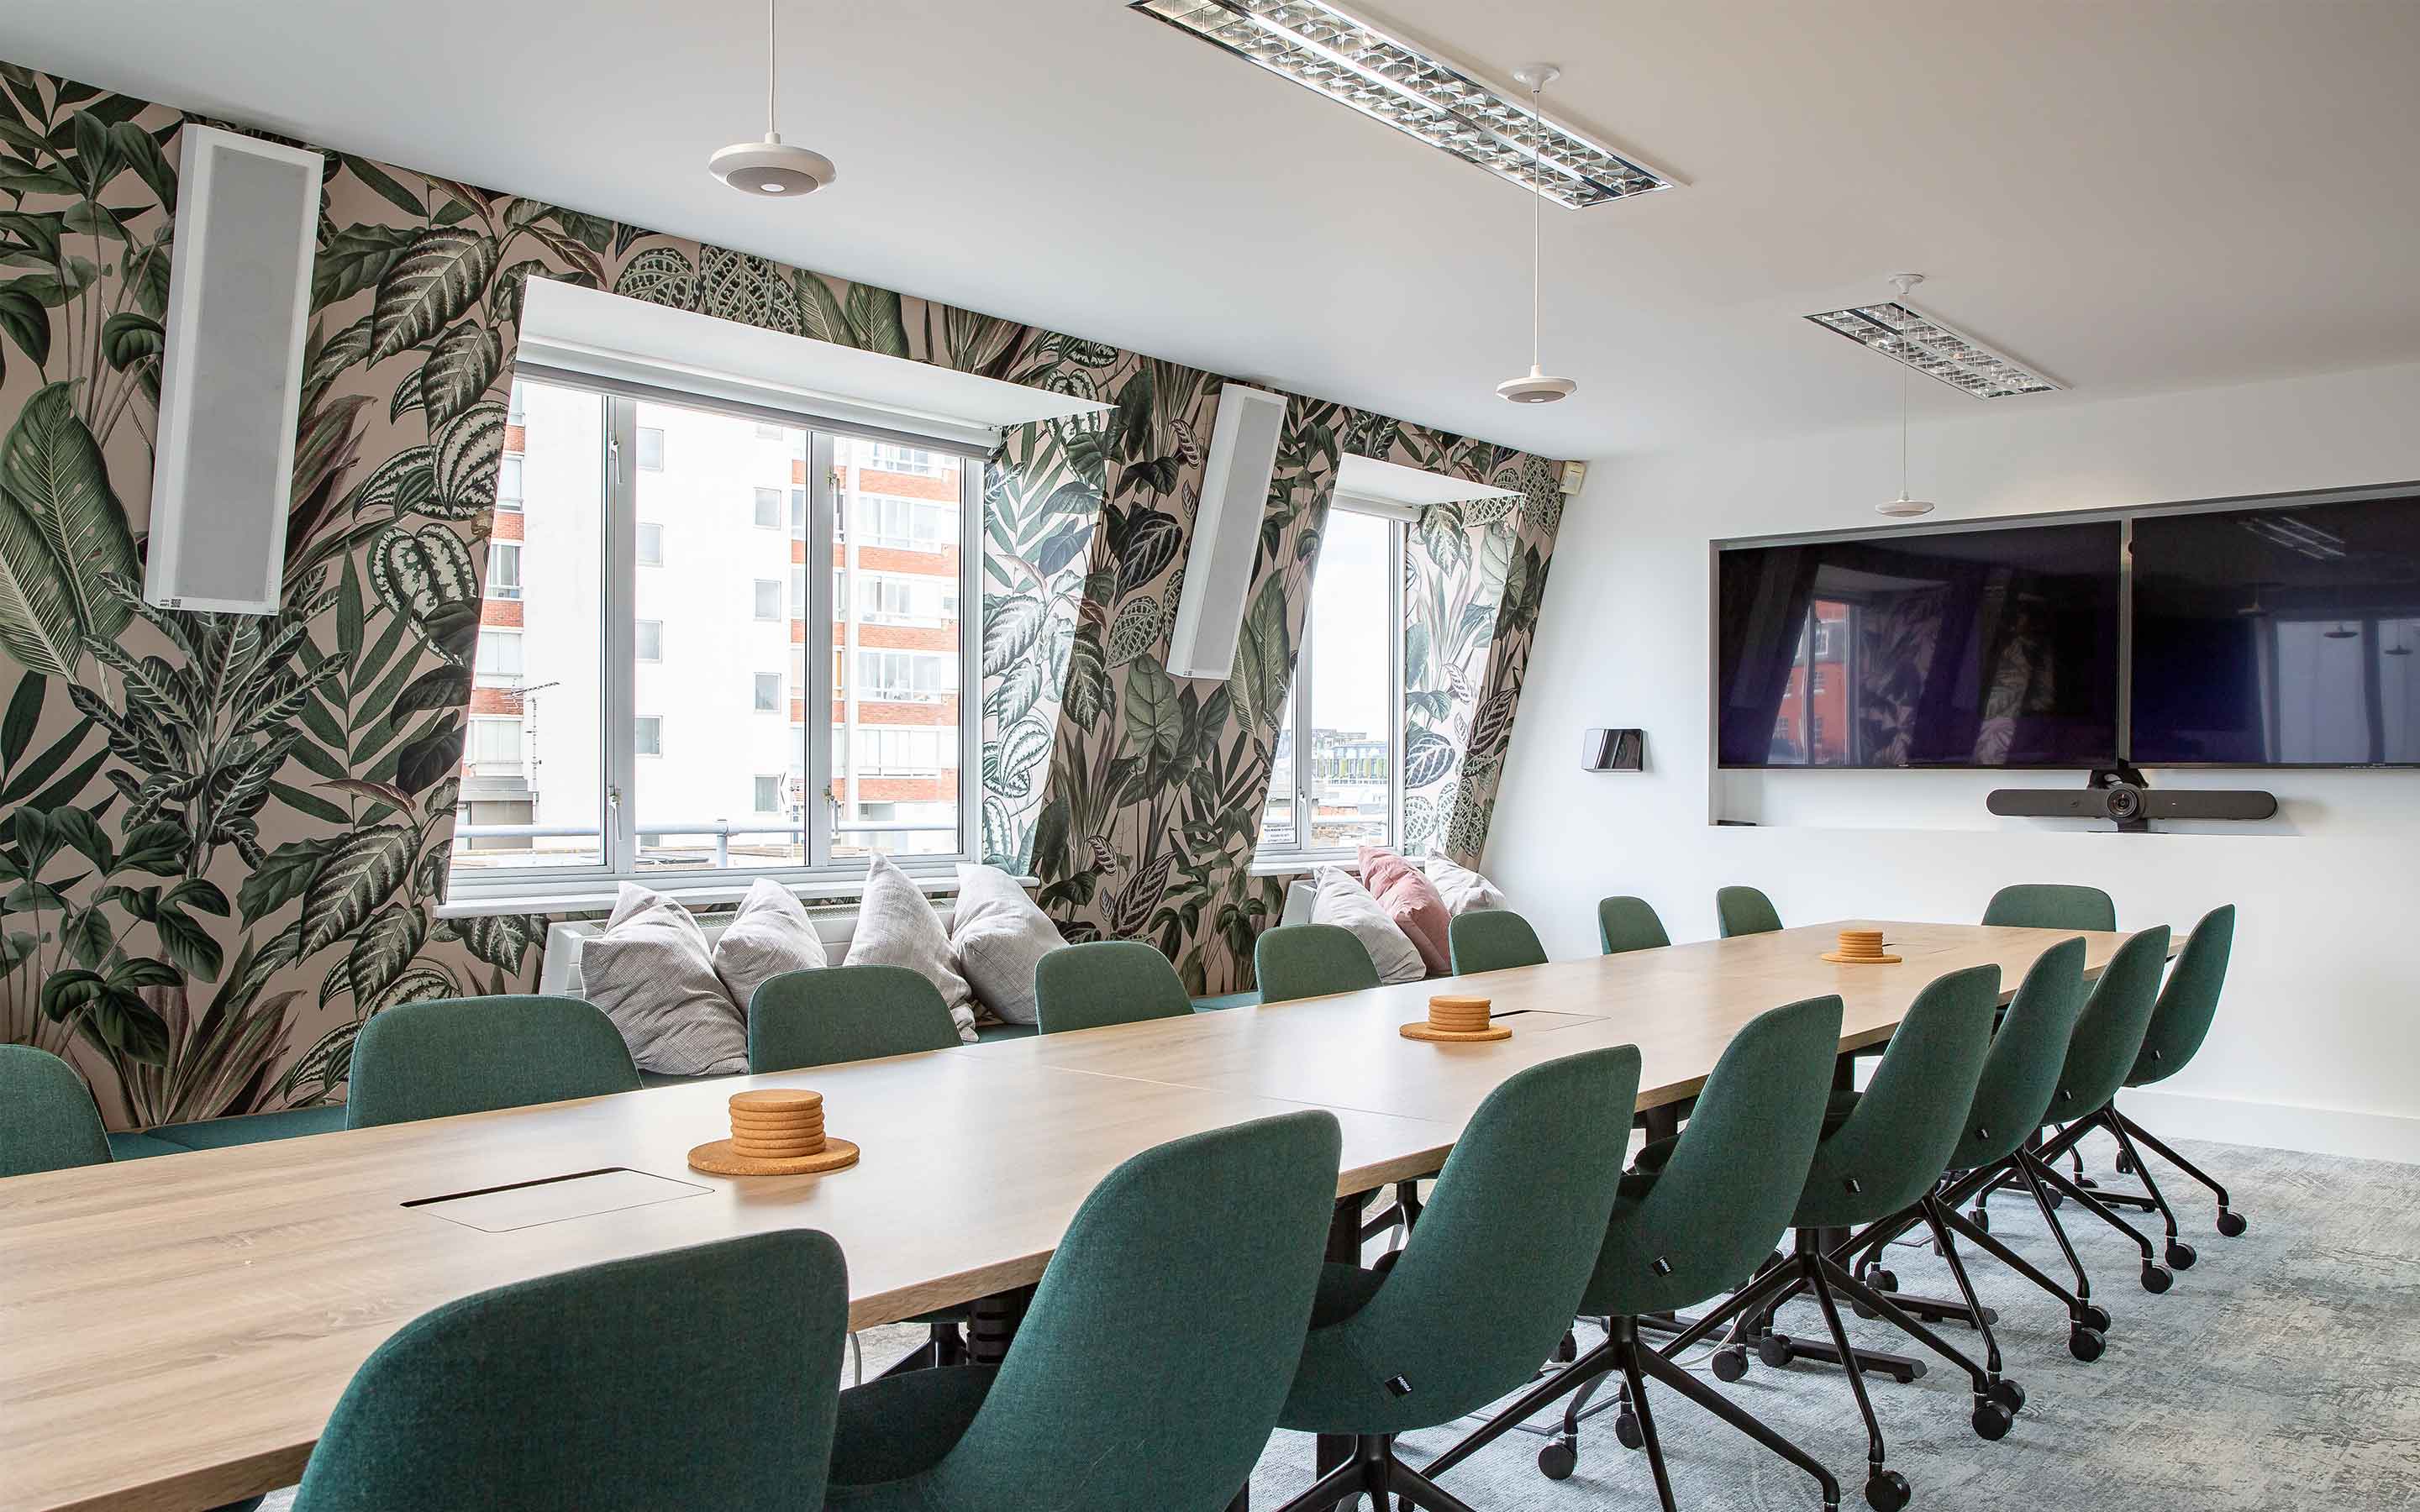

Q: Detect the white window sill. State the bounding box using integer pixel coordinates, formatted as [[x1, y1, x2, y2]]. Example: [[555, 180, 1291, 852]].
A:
[[1248, 853, 1367, 879], [437, 871, 1039, 920]]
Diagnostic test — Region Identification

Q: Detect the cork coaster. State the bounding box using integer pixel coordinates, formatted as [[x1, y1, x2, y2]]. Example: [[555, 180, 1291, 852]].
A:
[[687, 1137, 860, 1177], [1402, 995, 1510, 1042], [1401, 1021, 1513, 1042], [729, 1089, 823, 1116], [1822, 929, 1901, 965]]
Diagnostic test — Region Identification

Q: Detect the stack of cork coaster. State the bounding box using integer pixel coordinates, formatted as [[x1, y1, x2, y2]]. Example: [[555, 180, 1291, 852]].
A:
[[1821, 929, 1902, 965], [1401, 994, 1512, 1042], [688, 1088, 860, 1176]]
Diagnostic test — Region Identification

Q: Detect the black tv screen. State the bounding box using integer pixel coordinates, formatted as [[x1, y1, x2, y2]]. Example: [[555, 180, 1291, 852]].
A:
[[1717, 522, 2123, 768], [2130, 493, 2420, 765]]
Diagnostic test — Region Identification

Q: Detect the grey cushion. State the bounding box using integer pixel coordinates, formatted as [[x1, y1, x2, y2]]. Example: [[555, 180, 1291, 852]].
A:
[[580, 884, 750, 1076], [1310, 866, 1425, 984], [712, 877, 829, 1018], [844, 855, 976, 1043], [948, 864, 1063, 1026]]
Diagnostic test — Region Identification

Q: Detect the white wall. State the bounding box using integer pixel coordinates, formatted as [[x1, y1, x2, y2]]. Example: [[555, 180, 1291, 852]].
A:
[[1489, 361, 2420, 1163]]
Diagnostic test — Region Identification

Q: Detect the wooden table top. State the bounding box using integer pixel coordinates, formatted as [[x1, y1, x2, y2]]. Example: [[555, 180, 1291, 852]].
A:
[[0, 920, 2148, 1512]]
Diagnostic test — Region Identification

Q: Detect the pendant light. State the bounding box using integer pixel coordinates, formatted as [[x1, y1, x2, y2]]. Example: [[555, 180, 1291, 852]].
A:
[[1497, 66, 1576, 404], [1875, 273, 1937, 517], [708, 0, 835, 197]]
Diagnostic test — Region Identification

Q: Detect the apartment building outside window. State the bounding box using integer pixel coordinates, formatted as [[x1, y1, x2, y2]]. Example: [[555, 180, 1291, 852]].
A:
[[1257, 501, 1404, 858]]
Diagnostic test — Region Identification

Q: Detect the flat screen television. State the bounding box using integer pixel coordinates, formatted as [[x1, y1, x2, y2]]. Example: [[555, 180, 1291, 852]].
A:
[[1716, 522, 2123, 768], [2131, 491, 2420, 766]]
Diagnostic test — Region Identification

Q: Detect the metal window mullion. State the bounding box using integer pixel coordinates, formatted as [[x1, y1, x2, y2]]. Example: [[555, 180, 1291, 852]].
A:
[[807, 431, 839, 869], [1388, 518, 1404, 848], [604, 394, 640, 876], [1292, 602, 1315, 856], [956, 457, 981, 863]]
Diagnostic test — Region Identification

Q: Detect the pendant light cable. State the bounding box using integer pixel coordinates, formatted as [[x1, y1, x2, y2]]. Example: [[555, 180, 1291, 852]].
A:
[[1529, 77, 1542, 370], [1495, 66, 1574, 403], [766, 0, 778, 139]]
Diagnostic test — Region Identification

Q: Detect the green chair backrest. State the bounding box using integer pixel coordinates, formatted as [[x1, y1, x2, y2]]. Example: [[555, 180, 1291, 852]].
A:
[[1255, 923, 1380, 1004], [1715, 885, 1783, 938], [1597, 895, 1670, 956], [750, 964, 960, 1073], [920, 1110, 1341, 1509], [1982, 883, 2116, 932], [2044, 926, 2172, 1126], [1, 1045, 111, 1178], [1287, 1047, 1642, 1431], [1446, 909, 1548, 974], [1584, 995, 1842, 1317], [345, 995, 641, 1129], [291, 1231, 846, 1511], [1954, 937, 2088, 1170], [1794, 965, 2000, 1228], [1033, 940, 1194, 1034], [2130, 905, 2233, 1088]]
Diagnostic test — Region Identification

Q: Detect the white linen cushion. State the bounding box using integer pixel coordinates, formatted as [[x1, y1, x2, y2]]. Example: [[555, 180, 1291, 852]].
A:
[[844, 853, 977, 1042], [578, 883, 750, 1075], [710, 876, 829, 1018], [948, 863, 1063, 1026], [1310, 865, 1427, 984], [1424, 856, 1510, 916]]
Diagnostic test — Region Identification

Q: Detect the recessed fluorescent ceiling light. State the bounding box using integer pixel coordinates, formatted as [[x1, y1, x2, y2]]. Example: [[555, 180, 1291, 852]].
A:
[[1803, 301, 2061, 399], [1130, 0, 1672, 208]]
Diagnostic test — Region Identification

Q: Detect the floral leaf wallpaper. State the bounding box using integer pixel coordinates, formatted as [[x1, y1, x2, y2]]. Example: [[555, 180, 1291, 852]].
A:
[[0, 57, 1567, 1125]]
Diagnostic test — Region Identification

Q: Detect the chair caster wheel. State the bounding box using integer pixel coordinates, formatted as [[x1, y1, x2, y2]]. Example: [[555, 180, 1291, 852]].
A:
[[2081, 1302, 2112, 1333], [1555, 1330, 1578, 1363], [1865, 1467, 1912, 1511], [1870, 1267, 1899, 1291], [1969, 1206, 1989, 1233], [2114, 1151, 2133, 1174], [2140, 1262, 2173, 1294], [1712, 1345, 1750, 1382], [1756, 1334, 1794, 1369], [1987, 1378, 2026, 1413], [2216, 1209, 2248, 1238], [1615, 1408, 1644, 1450], [2068, 1325, 2106, 1362], [1538, 1440, 1578, 1480], [2165, 1240, 2196, 1270], [1971, 1399, 2013, 1441]]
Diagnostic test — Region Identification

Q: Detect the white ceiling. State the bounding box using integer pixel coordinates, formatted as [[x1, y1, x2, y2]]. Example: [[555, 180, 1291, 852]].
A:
[[12, 0, 2420, 460]]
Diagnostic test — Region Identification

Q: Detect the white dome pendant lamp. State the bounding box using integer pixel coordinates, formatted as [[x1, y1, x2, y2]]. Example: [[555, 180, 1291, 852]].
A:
[[1497, 65, 1576, 404], [708, 0, 835, 197], [1876, 272, 1937, 517]]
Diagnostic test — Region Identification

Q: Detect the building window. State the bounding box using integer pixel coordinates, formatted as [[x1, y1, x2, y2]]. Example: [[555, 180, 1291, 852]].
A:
[[486, 542, 523, 600], [1257, 503, 1402, 857], [447, 380, 978, 901], [508, 381, 528, 426], [855, 495, 957, 553], [497, 454, 523, 512], [755, 422, 785, 440], [860, 443, 940, 476]]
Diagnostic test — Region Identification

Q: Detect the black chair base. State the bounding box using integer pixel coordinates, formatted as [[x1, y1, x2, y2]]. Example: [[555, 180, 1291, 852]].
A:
[[1274, 1433, 1480, 1512]]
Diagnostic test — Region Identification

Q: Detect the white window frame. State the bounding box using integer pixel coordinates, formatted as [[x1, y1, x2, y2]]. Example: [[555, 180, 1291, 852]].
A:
[[1254, 496, 1407, 868], [496, 454, 523, 512], [753, 672, 781, 711], [752, 486, 784, 529], [445, 370, 984, 906], [752, 579, 783, 621], [637, 521, 665, 565], [635, 618, 664, 662], [485, 541, 523, 600], [474, 627, 524, 686]]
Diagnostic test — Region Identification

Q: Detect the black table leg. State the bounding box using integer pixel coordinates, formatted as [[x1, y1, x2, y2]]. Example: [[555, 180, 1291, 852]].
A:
[[965, 1284, 1034, 1366]]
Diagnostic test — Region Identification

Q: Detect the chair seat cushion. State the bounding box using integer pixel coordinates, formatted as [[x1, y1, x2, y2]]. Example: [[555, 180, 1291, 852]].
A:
[[1632, 1089, 1859, 1174], [1307, 1259, 1389, 1329], [105, 1131, 188, 1161], [829, 1362, 1000, 1498], [150, 1105, 345, 1150], [1190, 990, 1260, 1012], [971, 1020, 1037, 1044]]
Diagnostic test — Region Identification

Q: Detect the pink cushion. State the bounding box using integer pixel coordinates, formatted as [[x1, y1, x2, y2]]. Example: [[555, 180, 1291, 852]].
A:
[[1359, 845, 1451, 976]]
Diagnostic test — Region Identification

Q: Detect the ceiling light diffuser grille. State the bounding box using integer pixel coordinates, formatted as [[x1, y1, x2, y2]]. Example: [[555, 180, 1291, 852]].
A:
[[1805, 302, 2060, 399], [1130, 0, 1672, 208]]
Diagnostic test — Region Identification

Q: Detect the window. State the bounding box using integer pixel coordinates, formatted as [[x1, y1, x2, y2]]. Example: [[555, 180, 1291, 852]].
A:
[[508, 381, 528, 425], [1257, 504, 1402, 858], [447, 380, 978, 900], [855, 494, 956, 552], [497, 454, 523, 512], [485, 542, 523, 600], [860, 443, 939, 476]]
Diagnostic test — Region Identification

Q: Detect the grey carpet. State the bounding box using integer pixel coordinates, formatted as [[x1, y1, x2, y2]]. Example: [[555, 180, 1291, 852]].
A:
[[257, 1133, 2420, 1509]]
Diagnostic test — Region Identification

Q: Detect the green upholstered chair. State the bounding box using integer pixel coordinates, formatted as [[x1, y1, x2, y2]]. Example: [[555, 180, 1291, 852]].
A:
[[2, 1044, 113, 1178], [1445, 908, 1547, 974], [150, 1105, 346, 1150], [1270, 1047, 1641, 1512], [750, 964, 960, 1074], [291, 1231, 846, 1511], [1714, 885, 1782, 938], [1255, 922, 1381, 1004], [823, 1110, 1340, 1510], [1982, 883, 2117, 932], [1692, 965, 2012, 1509], [1597, 895, 1671, 956], [1423, 995, 1845, 1509], [345, 995, 640, 1129], [1032, 940, 1194, 1035], [1968, 927, 2178, 1311]]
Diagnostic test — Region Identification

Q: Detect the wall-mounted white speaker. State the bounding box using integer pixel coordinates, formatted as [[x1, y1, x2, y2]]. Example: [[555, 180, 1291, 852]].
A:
[[1163, 384, 1287, 680], [145, 124, 324, 614]]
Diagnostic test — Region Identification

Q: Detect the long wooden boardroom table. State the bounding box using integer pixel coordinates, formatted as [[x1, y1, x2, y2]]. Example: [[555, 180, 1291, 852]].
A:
[[0, 920, 2156, 1512]]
